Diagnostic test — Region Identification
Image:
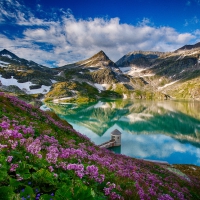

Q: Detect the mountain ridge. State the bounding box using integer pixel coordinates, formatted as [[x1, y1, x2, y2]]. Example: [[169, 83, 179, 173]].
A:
[[116, 50, 165, 67], [175, 42, 200, 52], [1, 42, 200, 102]]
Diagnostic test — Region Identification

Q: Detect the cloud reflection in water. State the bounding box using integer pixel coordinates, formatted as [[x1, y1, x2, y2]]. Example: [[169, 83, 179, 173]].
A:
[[46, 99, 200, 166]]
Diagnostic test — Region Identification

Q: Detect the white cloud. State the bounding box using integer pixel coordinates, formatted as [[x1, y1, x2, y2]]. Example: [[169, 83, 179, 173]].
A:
[[0, 0, 199, 67], [119, 133, 199, 161], [185, 16, 200, 27], [21, 16, 196, 63], [56, 59, 70, 67], [194, 29, 200, 35], [0, 34, 56, 67]]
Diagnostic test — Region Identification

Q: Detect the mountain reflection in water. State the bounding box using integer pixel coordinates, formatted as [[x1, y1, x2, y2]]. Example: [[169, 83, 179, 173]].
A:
[[45, 100, 200, 166]]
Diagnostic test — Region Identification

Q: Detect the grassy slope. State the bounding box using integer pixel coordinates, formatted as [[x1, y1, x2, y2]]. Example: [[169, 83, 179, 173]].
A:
[[0, 92, 200, 200], [165, 77, 200, 100]]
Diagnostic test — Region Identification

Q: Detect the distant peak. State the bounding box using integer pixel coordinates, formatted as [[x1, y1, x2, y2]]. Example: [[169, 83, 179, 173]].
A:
[[0, 49, 19, 59], [1, 49, 12, 54], [97, 50, 107, 55], [175, 41, 200, 52], [92, 50, 110, 60]]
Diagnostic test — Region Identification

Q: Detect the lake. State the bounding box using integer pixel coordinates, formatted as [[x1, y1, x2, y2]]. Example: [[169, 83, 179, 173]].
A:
[[45, 99, 200, 166]]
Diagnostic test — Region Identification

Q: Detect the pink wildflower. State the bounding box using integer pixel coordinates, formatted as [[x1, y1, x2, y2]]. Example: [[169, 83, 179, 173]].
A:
[[48, 166, 54, 172], [10, 163, 18, 172], [6, 156, 13, 163]]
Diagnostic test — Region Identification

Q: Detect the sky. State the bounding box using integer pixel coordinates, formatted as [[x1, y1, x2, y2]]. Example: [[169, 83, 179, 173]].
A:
[[0, 0, 200, 67]]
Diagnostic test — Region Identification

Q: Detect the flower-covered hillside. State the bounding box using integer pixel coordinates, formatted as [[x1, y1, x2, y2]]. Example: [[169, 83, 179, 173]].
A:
[[0, 92, 200, 200]]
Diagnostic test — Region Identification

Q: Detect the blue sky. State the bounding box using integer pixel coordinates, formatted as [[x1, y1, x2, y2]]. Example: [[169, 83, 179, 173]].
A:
[[0, 0, 200, 67]]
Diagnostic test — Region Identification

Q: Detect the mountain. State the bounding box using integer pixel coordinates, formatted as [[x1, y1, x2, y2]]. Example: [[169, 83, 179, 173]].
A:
[[115, 51, 166, 82], [116, 51, 164, 67], [58, 50, 122, 84], [58, 50, 123, 89], [46, 51, 169, 103], [61, 50, 118, 69], [0, 49, 61, 97], [0, 49, 19, 60], [115, 44, 200, 100], [175, 42, 200, 52], [45, 51, 126, 103], [0, 49, 52, 72]]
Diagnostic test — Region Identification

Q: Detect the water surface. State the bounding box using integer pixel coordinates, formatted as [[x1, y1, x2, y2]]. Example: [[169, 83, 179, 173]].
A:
[[45, 100, 200, 166]]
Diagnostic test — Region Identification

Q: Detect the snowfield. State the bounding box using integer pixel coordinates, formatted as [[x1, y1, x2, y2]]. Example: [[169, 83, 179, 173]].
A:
[[50, 79, 57, 84], [0, 75, 51, 94], [94, 83, 105, 91], [94, 83, 109, 91]]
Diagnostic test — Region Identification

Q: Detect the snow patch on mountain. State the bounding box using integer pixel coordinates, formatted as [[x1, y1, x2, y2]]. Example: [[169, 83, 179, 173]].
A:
[[2, 54, 12, 59], [0, 61, 9, 67], [120, 66, 150, 77], [0, 61, 9, 65], [176, 55, 185, 61], [158, 80, 180, 91], [0, 75, 51, 94], [57, 71, 62, 76], [94, 83, 105, 91], [51, 79, 57, 84], [88, 69, 98, 72], [94, 83, 110, 91], [119, 67, 132, 73]]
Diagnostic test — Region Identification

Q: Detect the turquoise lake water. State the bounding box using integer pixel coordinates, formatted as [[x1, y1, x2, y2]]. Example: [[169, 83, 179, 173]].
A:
[[45, 99, 200, 166]]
